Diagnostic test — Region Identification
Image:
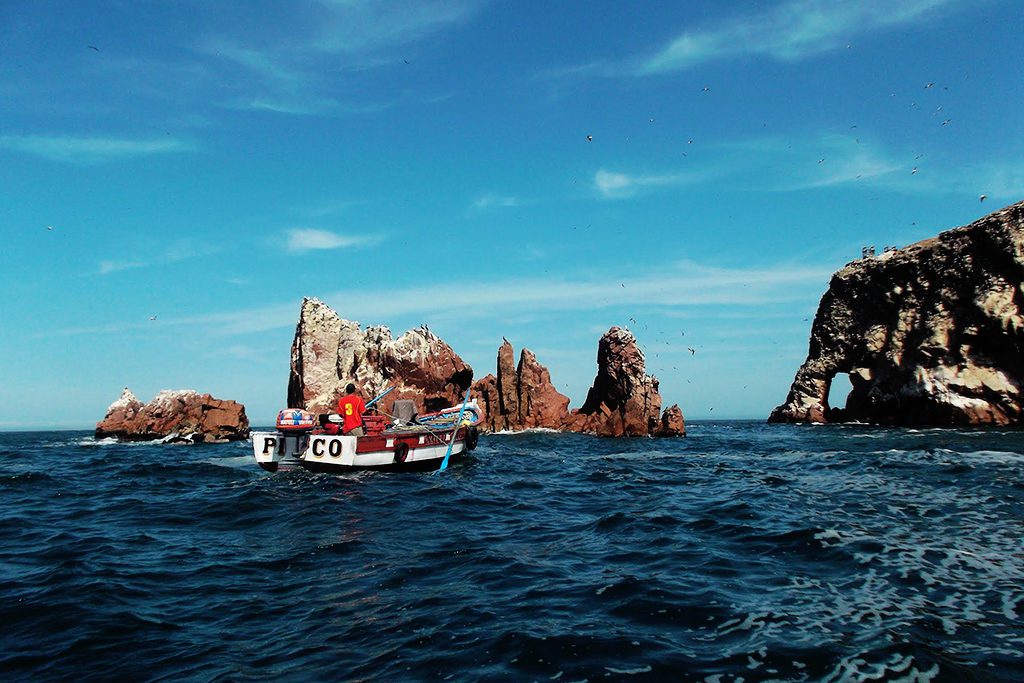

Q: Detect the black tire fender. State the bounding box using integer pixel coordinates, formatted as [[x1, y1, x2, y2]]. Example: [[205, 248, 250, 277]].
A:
[[464, 425, 479, 452], [394, 441, 410, 464]]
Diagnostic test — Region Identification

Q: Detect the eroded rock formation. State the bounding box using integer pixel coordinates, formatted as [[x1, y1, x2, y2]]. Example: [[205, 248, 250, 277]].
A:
[[474, 330, 685, 437], [569, 327, 685, 437], [288, 299, 685, 436], [287, 297, 473, 416], [96, 388, 250, 443], [770, 200, 1024, 426], [473, 339, 571, 431]]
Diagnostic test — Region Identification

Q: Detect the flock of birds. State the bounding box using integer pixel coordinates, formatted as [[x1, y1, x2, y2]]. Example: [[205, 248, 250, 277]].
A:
[[63, 42, 994, 414], [582, 74, 994, 412]]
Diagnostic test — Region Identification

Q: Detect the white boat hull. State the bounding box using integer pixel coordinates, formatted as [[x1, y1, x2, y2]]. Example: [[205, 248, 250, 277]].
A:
[[252, 429, 471, 473]]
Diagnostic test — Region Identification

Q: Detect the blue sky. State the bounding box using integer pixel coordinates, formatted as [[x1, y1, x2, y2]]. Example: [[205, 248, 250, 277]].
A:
[[2, 0, 1022, 429]]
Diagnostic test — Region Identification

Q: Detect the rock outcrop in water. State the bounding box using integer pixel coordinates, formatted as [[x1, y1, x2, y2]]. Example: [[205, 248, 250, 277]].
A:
[[473, 329, 685, 437], [287, 297, 473, 416], [770, 200, 1024, 426], [570, 327, 685, 437], [473, 339, 571, 432], [95, 388, 250, 443], [288, 299, 685, 436]]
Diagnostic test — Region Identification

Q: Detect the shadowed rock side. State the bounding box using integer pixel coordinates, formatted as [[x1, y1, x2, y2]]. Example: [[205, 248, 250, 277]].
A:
[[474, 331, 685, 437], [770, 200, 1024, 426], [472, 340, 571, 432], [96, 388, 250, 443], [287, 297, 473, 416]]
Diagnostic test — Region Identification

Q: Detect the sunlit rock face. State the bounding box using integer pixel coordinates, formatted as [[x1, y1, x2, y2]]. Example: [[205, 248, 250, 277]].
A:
[[287, 297, 473, 416], [770, 200, 1024, 426], [95, 388, 250, 443], [472, 340, 571, 432], [289, 298, 686, 437], [568, 327, 685, 437], [473, 331, 686, 437]]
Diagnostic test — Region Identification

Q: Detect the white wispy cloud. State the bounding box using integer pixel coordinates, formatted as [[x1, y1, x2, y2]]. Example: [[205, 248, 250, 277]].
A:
[[98, 260, 146, 275], [310, 0, 481, 55], [0, 134, 192, 164], [952, 162, 1024, 200], [284, 228, 377, 252], [98, 240, 223, 276], [738, 134, 905, 191], [468, 193, 520, 212], [588, 132, 1017, 200], [57, 258, 834, 337], [594, 169, 705, 199], [199, 0, 482, 115], [203, 344, 276, 364], [639, 0, 962, 74], [228, 95, 392, 116]]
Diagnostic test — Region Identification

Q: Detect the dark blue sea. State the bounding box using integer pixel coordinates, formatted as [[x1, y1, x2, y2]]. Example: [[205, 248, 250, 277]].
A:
[[2, 422, 1023, 682]]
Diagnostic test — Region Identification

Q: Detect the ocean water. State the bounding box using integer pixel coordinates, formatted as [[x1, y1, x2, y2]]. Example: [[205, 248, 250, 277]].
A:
[[2, 422, 1023, 682]]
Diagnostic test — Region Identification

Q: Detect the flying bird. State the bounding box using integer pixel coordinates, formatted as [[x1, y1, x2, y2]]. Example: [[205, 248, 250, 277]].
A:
[[47, 225, 53, 231], [687, 347, 695, 355], [702, 86, 710, 92], [87, 45, 99, 51], [979, 194, 987, 202], [942, 119, 952, 126], [924, 82, 934, 89], [911, 167, 918, 174], [586, 135, 593, 141], [818, 158, 825, 164], [149, 316, 157, 321]]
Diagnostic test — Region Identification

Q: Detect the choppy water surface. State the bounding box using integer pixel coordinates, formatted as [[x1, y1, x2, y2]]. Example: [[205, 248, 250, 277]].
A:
[[2, 422, 1023, 681]]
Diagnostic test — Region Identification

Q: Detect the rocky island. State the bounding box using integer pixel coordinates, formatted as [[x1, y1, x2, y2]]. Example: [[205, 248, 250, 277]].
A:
[[287, 298, 685, 437], [96, 388, 250, 443], [770, 200, 1024, 426]]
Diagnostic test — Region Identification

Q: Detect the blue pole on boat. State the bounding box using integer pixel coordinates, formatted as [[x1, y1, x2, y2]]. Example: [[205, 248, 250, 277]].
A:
[[437, 386, 472, 473], [365, 386, 394, 409]]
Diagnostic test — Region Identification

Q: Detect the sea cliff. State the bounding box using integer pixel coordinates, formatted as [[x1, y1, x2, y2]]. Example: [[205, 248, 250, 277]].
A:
[[770, 200, 1024, 426]]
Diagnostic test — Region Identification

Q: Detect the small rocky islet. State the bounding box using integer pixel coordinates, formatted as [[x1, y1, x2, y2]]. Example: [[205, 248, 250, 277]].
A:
[[95, 388, 250, 443], [96, 200, 1024, 441]]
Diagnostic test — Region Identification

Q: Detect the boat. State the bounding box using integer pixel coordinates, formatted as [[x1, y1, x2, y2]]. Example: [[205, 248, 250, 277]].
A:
[[251, 400, 482, 473]]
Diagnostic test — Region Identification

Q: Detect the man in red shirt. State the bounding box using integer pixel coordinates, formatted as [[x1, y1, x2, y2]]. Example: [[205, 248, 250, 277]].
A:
[[337, 383, 367, 436]]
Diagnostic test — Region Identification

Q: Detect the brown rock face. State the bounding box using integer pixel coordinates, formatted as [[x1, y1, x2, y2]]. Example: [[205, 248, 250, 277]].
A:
[[570, 327, 672, 436], [287, 299, 685, 436], [770, 200, 1024, 426], [287, 298, 473, 416], [657, 404, 686, 437], [95, 388, 250, 443], [472, 340, 571, 431]]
